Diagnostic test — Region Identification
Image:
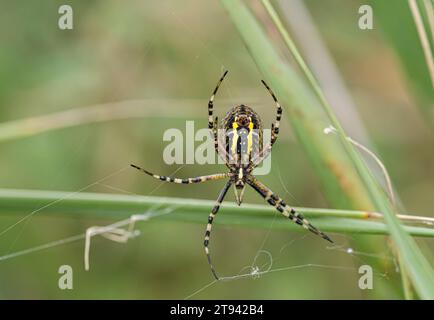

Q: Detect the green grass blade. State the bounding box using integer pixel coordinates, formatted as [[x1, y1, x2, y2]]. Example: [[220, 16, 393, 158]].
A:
[[371, 0, 434, 130], [221, 0, 434, 299], [261, 0, 434, 299], [223, 0, 374, 210], [0, 188, 433, 237], [0, 99, 201, 143]]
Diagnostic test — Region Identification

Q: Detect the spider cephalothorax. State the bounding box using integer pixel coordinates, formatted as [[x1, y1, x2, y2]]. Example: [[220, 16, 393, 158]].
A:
[[131, 70, 333, 280]]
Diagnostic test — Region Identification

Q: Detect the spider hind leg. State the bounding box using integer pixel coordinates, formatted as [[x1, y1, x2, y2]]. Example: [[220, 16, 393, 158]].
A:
[[204, 180, 232, 280], [247, 176, 333, 243]]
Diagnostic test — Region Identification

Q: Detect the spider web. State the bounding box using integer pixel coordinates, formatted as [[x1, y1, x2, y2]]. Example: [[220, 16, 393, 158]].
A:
[[0, 164, 393, 299], [182, 120, 410, 298], [0, 2, 408, 299], [182, 166, 392, 299], [0, 165, 185, 265]]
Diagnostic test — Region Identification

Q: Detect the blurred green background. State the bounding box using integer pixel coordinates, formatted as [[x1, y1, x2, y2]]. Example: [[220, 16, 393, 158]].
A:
[[0, 0, 433, 299]]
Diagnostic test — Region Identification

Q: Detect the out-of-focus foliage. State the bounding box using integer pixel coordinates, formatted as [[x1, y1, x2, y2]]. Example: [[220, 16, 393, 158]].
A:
[[370, 0, 434, 128], [0, 0, 433, 299]]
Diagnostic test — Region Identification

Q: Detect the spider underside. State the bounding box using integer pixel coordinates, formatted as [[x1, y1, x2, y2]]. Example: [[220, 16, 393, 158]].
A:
[[131, 70, 333, 280]]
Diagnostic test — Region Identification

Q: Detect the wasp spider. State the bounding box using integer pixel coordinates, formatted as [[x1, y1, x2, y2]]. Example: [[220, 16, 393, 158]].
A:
[[131, 71, 333, 280]]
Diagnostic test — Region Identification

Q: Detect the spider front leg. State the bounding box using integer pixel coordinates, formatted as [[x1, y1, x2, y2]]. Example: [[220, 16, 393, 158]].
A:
[[261, 80, 282, 146], [204, 180, 232, 280], [246, 80, 283, 170], [248, 143, 272, 171], [247, 175, 333, 243], [130, 164, 229, 184], [208, 71, 230, 165], [212, 117, 231, 166], [208, 70, 228, 131]]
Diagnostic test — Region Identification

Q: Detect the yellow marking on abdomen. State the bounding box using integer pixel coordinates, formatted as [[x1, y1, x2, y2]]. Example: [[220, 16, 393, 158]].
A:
[[231, 122, 239, 156], [247, 121, 254, 157]]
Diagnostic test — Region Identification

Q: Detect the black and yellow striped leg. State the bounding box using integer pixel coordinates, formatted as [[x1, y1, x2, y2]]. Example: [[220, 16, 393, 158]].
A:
[[213, 117, 231, 167], [204, 180, 232, 280], [247, 143, 272, 171], [247, 176, 333, 243], [208, 70, 230, 165], [208, 70, 228, 131], [130, 164, 230, 184], [261, 80, 282, 146], [213, 117, 219, 154], [246, 80, 282, 171]]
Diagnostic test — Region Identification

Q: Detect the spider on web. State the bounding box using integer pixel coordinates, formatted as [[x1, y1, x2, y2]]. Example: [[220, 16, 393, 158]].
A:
[[131, 70, 333, 280]]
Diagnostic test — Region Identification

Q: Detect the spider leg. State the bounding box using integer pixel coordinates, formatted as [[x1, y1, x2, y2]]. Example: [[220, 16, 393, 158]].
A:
[[204, 180, 232, 280], [261, 80, 282, 146], [246, 80, 283, 170], [208, 70, 228, 131], [245, 141, 273, 173], [208, 70, 232, 166], [208, 71, 231, 166], [213, 117, 231, 166], [130, 164, 230, 184], [213, 116, 219, 153], [247, 175, 333, 243]]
